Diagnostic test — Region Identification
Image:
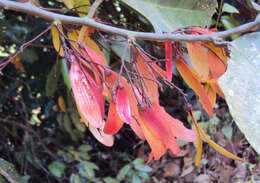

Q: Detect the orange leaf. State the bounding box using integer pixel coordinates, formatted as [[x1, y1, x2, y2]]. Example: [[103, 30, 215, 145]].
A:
[[70, 57, 103, 128], [103, 100, 124, 135], [165, 41, 173, 81], [204, 83, 216, 107], [51, 25, 64, 57], [58, 96, 66, 112], [136, 52, 160, 104], [175, 59, 213, 117], [207, 50, 227, 79], [140, 117, 166, 160], [214, 82, 225, 99], [186, 42, 209, 79]]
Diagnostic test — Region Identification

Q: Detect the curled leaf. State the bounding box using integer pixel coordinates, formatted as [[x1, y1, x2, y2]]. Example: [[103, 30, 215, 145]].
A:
[[116, 86, 132, 124], [51, 25, 64, 57]]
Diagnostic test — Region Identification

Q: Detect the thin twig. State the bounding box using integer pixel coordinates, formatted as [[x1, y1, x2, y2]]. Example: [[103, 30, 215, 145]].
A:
[[87, 0, 103, 18], [1, 1, 259, 43]]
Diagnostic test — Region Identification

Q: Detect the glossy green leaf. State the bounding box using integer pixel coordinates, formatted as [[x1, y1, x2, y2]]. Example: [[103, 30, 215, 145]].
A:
[[119, 0, 217, 33], [219, 32, 260, 155], [48, 161, 66, 178]]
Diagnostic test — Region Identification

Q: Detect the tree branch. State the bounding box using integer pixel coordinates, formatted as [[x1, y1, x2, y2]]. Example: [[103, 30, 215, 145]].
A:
[[87, 0, 103, 18], [0, 0, 259, 42]]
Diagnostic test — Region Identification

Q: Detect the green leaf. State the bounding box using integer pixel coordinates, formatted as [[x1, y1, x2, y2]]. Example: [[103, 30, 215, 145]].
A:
[[132, 158, 144, 166], [119, 0, 217, 33], [45, 62, 61, 97], [132, 173, 141, 183], [221, 16, 240, 40], [104, 177, 120, 183], [219, 32, 260, 155], [19, 48, 39, 63], [78, 144, 92, 152], [134, 165, 152, 172], [110, 37, 130, 62], [116, 164, 131, 181], [48, 161, 66, 178], [0, 158, 23, 183], [61, 59, 71, 90], [137, 172, 150, 181], [222, 125, 233, 140], [222, 3, 239, 14]]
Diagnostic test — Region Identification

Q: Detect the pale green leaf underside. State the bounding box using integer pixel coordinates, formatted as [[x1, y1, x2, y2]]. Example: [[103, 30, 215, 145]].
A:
[[119, 0, 217, 33], [219, 32, 260, 155]]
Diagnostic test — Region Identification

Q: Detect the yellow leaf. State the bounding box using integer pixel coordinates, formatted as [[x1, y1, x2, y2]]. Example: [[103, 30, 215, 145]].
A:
[[63, 0, 74, 9], [73, 0, 90, 17], [51, 25, 64, 57], [189, 112, 202, 166], [190, 111, 243, 165]]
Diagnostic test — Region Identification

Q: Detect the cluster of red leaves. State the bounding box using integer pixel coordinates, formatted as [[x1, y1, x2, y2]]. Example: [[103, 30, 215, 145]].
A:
[[52, 25, 242, 165]]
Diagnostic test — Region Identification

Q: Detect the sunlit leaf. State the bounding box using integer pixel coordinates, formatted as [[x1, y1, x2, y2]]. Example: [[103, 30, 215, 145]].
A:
[[63, 0, 74, 9], [73, 0, 90, 16]]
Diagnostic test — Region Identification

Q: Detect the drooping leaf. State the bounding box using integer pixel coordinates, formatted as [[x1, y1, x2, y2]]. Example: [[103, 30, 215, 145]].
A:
[[88, 122, 114, 147], [60, 58, 72, 90], [165, 41, 173, 81], [70, 57, 103, 128], [186, 42, 209, 79], [116, 86, 132, 124], [45, 62, 61, 97], [58, 96, 66, 112], [204, 83, 216, 107], [73, 0, 90, 16], [119, 0, 216, 33], [51, 25, 64, 56], [175, 59, 213, 117], [219, 32, 260, 155], [103, 100, 124, 135], [207, 49, 227, 79]]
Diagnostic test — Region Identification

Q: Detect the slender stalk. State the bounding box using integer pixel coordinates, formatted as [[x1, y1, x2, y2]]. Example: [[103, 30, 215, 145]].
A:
[[0, 0, 259, 43]]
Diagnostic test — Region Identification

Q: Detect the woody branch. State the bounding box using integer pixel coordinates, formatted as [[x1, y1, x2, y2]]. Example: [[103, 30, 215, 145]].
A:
[[0, 0, 260, 43]]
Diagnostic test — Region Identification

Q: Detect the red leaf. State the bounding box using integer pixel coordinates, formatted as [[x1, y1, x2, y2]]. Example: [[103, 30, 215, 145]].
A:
[[175, 59, 213, 117], [165, 41, 173, 81], [70, 57, 103, 128], [103, 100, 124, 135], [116, 86, 132, 124], [207, 50, 227, 79], [153, 104, 196, 142], [139, 106, 180, 155]]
